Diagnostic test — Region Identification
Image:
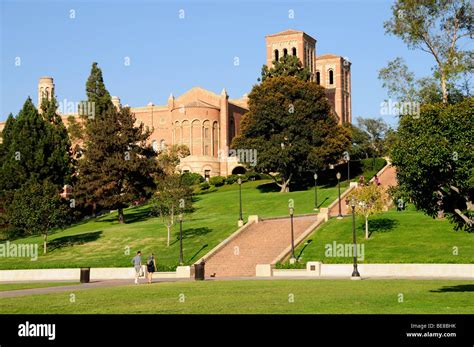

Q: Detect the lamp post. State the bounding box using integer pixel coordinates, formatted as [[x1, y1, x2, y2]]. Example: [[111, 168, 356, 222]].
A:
[[343, 151, 350, 182], [178, 213, 183, 265], [238, 178, 243, 227], [350, 198, 361, 279], [289, 206, 296, 264], [313, 173, 318, 211], [336, 172, 343, 219]]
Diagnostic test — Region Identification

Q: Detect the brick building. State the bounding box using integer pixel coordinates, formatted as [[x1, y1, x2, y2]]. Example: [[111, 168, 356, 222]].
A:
[[0, 29, 352, 177]]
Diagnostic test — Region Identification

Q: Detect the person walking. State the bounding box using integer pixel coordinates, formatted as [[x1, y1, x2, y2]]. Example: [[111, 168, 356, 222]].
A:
[[131, 251, 142, 285], [146, 253, 157, 284], [374, 174, 380, 186]]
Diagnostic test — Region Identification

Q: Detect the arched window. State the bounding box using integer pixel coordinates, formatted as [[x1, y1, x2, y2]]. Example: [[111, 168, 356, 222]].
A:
[[274, 49, 279, 62], [229, 117, 235, 140], [203, 120, 211, 156], [283, 48, 288, 57], [292, 47, 297, 56], [328, 69, 334, 85], [316, 71, 321, 85], [160, 139, 166, 151]]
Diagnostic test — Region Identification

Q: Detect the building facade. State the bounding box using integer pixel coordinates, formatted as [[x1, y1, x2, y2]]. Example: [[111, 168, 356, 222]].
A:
[[0, 29, 352, 175], [265, 29, 352, 124]]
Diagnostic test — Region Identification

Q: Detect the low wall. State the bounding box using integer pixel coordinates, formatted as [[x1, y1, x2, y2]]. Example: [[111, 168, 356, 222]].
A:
[[0, 266, 192, 282], [263, 262, 474, 278]]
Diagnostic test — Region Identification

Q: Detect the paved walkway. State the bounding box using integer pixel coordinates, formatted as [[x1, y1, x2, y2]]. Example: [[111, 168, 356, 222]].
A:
[[204, 215, 320, 278], [0, 278, 191, 298]]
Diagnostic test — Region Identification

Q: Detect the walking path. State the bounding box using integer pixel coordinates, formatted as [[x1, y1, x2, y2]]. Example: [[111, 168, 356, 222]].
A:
[[0, 278, 191, 298]]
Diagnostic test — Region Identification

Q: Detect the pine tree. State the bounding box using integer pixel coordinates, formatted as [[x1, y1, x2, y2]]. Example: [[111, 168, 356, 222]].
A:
[[78, 106, 159, 223], [0, 97, 71, 191], [85, 62, 113, 119], [77, 62, 159, 223]]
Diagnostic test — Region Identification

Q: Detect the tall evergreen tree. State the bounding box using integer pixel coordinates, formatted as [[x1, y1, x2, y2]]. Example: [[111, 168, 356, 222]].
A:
[[85, 62, 114, 119], [77, 63, 159, 223], [0, 97, 71, 191]]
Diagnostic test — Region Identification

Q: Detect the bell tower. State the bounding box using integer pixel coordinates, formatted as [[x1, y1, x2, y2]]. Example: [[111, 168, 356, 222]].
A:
[[38, 76, 55, 111], [265, 29, 317, 81]]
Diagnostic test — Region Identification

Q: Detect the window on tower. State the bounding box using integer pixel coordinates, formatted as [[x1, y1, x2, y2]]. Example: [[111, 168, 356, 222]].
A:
[[328, 69, 334, 86], [283, 48, 288, 57], [274, 49, 279, 62], [292, 47, 297, 56], [316, 71, 320, 85]]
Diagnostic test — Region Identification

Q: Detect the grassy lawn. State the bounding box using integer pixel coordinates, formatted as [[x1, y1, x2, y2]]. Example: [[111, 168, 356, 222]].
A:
[[0, 282, 77, 292], [0, 179, 343, 270], [280, 204, 474, 266], [0, 279, 472, 314]]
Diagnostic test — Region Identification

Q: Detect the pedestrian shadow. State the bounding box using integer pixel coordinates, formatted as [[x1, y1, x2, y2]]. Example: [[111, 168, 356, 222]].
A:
[[368, 218, 398, 237], [430, 285, 474, 293], [48, 231, 103, 251]]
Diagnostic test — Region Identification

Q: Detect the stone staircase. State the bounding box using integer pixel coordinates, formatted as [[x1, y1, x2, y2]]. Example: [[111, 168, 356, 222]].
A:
[[199, 162, 398, 278], [203, 215, 319, 278]]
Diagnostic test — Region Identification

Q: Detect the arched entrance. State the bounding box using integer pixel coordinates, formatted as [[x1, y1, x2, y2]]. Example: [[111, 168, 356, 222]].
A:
[[232, 166, 246, 175]]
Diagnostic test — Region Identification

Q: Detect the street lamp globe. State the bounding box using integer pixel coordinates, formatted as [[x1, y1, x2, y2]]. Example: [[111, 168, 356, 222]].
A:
[[336, 172, 341, 180], [314, 173, 318, 180], [350, 197, 356, 209]]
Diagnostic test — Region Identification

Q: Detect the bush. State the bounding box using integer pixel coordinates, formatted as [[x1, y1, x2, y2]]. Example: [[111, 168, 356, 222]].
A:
[[226, 174, 249, 185], [209, 176, 226, 187], [244, 171, 261, 181], [181, 172, 204, 186], [225, 175, 238, 185], [199, 181, 210, 190]]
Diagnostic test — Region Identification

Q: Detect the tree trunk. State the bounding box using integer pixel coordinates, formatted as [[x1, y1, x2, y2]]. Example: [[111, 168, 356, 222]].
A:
[[43, 233, 48, 254], [365, 216, 369, 239], [167, 224, 171, 247], [118, 207, 125, 224], [278, 175, 292, 193], [441, 73, 448, 104]]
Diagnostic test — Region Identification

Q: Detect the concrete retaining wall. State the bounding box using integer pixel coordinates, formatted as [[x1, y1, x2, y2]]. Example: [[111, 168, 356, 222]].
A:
[[263, 263, 474, 278], [0, 266, 192, 282]]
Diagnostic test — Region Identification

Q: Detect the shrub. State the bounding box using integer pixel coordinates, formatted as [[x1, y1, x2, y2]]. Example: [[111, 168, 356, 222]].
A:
[[181, 172, 204, 186], [199, 181, 210, 190], [244, 171, 261, 181], [225, 175, 238, 185], [209, 176, 226, 187]]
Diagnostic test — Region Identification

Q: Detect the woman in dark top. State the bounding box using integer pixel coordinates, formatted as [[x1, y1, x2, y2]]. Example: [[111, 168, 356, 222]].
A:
[[146, 253, 157, 284]]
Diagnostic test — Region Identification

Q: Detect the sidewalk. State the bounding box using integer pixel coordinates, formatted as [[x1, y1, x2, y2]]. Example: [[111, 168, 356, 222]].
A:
[[0, 278, 192, 298]]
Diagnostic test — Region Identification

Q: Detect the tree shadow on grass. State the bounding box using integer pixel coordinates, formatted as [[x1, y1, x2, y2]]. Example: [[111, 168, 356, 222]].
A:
[[48, 231, 103, 251], [430, 285, 474, 293], [170, 227, 213, 245], [368, 218, 398, 237], [257, 182, 280, 193]]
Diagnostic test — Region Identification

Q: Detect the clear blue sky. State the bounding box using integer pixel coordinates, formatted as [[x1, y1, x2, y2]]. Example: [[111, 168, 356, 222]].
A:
[[1, 0, 435, 126]]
